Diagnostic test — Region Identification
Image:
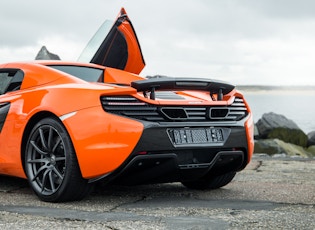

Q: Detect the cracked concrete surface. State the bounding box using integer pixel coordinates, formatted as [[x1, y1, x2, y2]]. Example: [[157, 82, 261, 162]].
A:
[[0, 155, 314, 229]]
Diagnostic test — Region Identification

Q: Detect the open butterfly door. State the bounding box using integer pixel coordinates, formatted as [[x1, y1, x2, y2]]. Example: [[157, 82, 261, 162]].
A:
[[78, 8, 145, 74]]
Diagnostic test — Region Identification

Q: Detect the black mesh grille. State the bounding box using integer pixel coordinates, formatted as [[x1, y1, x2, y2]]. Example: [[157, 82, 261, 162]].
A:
[[100, 96, 248, 122]]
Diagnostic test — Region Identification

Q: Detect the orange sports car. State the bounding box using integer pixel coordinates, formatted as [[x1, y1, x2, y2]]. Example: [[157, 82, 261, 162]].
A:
[[0, 8, 254, 202]]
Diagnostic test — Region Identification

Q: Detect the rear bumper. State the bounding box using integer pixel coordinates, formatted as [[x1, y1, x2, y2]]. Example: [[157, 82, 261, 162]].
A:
[[110, 150, 244, 185], [133, 122, 249, 154], [96, 116, 252, 185]]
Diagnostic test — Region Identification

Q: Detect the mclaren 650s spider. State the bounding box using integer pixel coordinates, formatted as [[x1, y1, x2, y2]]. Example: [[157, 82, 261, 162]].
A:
[[0, 8, 254, 202]]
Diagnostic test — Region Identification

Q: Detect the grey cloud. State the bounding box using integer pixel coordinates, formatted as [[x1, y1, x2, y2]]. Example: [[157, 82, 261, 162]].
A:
[[0, 0, 117, 47], [2, 0, 315, 47], [1, 0, 315, 85], [241, 0, 315, 19]]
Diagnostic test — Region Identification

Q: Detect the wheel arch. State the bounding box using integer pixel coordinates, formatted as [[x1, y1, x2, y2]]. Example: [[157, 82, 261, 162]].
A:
[[21, 111, 92, 202]]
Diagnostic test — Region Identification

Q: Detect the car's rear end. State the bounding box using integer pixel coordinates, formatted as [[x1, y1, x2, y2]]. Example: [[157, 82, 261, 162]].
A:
[[100, 76, 254, 188]]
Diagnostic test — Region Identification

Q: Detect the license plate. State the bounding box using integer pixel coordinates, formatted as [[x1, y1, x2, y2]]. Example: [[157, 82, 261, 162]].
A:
[[168, 128, 224, 145]]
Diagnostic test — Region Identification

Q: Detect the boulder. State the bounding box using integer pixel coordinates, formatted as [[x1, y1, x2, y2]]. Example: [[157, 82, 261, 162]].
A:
[[307, 131, 315, 146], [253, 124, 260, 139], [254, 139, 312, 158], [256, 112, 308, 147], [35, 46, 60, 60], [306, 145, 315, 157], [254, 139, 280, 155]]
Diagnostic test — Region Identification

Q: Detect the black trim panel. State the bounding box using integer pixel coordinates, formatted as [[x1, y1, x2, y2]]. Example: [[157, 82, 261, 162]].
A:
[[0, 103, 10, 132], [131, 77, 235, 95], [107, 151, 244, 185], [94, 118, 250, 185], [91, 26, 128, 70], [132, 125, 248, 152]]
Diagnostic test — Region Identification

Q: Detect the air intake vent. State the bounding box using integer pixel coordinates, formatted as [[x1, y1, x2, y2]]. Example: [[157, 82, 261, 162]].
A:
[[100, 96, 248, 122], [160, 108, 188, 120]]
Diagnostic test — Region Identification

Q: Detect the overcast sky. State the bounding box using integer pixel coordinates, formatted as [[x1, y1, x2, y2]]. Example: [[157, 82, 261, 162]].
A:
[[1, 0, 315, 86]]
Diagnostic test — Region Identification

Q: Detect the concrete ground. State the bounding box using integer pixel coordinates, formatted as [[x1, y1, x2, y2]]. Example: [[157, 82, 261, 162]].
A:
[[0, 155, 314, 229]]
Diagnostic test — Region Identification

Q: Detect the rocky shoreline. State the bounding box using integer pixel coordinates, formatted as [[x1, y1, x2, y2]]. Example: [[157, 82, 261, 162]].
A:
[[254, 112, 315, 158]]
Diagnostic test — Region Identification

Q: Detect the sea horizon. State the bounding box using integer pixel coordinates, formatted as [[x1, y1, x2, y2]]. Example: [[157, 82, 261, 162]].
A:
[[239, 87, 315, 134]]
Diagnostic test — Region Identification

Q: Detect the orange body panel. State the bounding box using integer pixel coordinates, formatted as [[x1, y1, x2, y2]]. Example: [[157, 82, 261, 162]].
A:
[[104, 67, 144, 84], [245, 113, 255, 163], [0, 61, 145, 178], [61, 107, 144, 178], [234, 90, 254, 162], [116, 8, 145, 75]]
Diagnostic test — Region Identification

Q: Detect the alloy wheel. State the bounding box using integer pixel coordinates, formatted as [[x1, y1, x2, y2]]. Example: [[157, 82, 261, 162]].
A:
[[26, 124, 66, 196]]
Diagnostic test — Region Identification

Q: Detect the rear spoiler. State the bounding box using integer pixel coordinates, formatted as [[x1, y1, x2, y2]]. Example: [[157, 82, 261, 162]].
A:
[[131, 76, 235, 100]]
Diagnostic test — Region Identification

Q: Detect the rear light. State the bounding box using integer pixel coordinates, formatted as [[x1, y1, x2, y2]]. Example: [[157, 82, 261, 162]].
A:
[[101, 96, 248, 122]]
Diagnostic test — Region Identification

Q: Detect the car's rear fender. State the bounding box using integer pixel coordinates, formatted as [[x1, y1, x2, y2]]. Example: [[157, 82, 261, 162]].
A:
[[60, 106, 144, 179]]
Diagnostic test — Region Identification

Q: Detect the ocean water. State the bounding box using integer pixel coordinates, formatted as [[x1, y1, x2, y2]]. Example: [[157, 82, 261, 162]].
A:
[[242, 89, 315, 134]]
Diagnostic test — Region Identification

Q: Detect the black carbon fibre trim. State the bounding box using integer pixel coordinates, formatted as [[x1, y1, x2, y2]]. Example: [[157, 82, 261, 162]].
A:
[[0, 103, 10, 132]]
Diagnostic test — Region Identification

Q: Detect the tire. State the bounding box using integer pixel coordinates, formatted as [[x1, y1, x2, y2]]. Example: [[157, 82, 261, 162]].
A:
[[24, 117, 92, 202], [181, 172, 236, 190]]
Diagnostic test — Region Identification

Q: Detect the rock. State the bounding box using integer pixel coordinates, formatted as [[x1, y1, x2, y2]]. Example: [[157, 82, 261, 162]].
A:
[[306, 145, 315, 157], [256, 112, 299, 136], [307, 131, 315, 146], [268, 127, 308, 147], [253, 124, 260, 139], [254, 139, 281, 155], [35, 46, 60, 60], [256, 112, 308, 147], [254, 139, 312, 158]]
